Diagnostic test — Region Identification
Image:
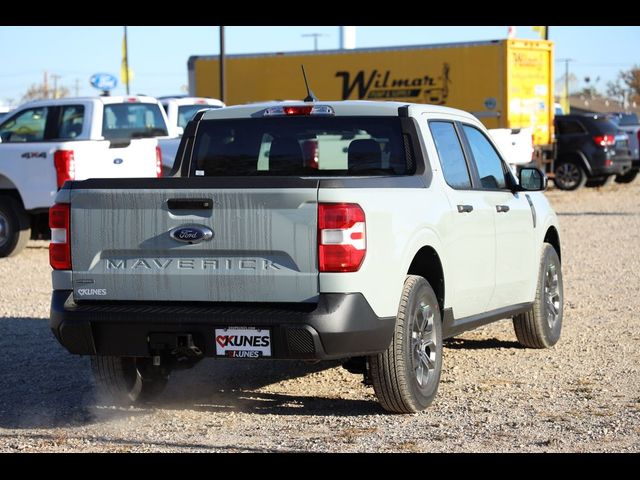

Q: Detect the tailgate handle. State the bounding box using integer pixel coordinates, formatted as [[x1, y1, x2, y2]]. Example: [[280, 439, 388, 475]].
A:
[[167, 199, 213, 210]]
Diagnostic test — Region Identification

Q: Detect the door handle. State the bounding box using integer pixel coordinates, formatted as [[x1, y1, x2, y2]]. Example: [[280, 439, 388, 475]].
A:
[[167, 198, 213, 210], [457, 204, 474, 213], [496, 205, 510, 213]]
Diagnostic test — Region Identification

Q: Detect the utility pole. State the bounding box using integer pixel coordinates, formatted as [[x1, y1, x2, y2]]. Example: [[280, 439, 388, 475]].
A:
[[557, 58, 574, 114], [544, 26, 549, 40], [219, 26, 226, 103], [74, 78, 80, 97], [51, 74, 61, 99], [302, 33, 327, 51], [43, 71, 49, 99]]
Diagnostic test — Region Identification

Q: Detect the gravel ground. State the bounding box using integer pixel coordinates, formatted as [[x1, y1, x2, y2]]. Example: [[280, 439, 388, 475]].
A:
[[1, 182, 639, 452]]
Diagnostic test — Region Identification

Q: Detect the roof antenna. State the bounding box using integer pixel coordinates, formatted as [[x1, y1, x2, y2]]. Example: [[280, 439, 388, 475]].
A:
[[301, 65, 318, 102]]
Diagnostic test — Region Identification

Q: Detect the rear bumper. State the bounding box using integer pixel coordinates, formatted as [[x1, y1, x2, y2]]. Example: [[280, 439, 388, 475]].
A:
[[49, 290, 395, 360], [591, 155, 632, 176]]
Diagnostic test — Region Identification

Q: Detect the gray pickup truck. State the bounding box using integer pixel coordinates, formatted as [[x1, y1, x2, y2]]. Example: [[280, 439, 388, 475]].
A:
[[49, 101, 563, 413]]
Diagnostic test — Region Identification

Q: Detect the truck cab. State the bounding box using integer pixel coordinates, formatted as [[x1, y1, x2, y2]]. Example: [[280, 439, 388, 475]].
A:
[[0, 95, 164, 257]]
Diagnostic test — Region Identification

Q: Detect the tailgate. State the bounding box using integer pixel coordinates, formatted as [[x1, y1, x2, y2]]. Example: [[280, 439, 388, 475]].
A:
[[69, 182, 319, 303], [72, 138, 158, 180]]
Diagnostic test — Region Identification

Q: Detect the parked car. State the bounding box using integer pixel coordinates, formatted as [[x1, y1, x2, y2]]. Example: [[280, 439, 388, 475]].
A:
[[158, 96, 225, 131], [49, 100, 563, 413], [0, 96, 163, 257], [553, 114, 632, 190], [608, 112, 639, 183]]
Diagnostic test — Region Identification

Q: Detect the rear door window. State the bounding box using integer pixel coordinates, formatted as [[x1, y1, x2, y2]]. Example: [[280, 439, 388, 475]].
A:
[[102, 103, 168, 139], [192, 116, 409, 177], [556, 120, 586, 135], [58, 105, 85, 139], [429, 121, 471, 189]]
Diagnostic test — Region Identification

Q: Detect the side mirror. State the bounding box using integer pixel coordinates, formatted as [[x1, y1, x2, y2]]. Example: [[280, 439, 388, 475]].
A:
[[518, 167, 547, 191]]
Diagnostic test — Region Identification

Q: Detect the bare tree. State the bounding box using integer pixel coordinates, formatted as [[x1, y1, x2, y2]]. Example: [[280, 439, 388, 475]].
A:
[[21, 83, 69, 103], [607, 66, 640, 107]]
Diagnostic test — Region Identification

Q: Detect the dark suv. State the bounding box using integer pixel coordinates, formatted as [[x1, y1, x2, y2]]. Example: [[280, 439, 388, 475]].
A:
[[554, 114, 632, 190]]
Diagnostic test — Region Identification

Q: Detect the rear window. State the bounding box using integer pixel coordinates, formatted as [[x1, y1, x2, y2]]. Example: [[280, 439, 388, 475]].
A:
[[102, 103, 168, 140], [584, 116, 619, 135], [192, 117, 409, 176], [178, 105, 220, 129]]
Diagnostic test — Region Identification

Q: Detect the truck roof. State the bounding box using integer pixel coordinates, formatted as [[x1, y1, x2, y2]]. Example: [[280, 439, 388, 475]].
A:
[[201, 100, 478, 121], [18, 95, 162, 109]]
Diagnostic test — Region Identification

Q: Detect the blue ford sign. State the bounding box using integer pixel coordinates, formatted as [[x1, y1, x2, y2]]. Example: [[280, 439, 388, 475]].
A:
[[169, 226, 214, 244], [90, 73, 118, 91]]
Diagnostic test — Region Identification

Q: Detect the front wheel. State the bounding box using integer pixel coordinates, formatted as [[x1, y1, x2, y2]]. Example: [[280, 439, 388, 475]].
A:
[[513, 244, 563, 348], [368, 275, 443, 413], [91, 356, 169, 405]]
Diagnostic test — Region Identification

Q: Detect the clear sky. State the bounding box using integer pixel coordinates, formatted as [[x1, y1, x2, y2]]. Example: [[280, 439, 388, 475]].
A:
[[0, 26, 638, 106]]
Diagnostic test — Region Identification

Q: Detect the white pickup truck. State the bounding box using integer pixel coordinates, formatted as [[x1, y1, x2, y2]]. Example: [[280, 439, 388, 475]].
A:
[[0, 95, 165, 257], [49, 100, 563, 413], [159, 96, 225, 131]]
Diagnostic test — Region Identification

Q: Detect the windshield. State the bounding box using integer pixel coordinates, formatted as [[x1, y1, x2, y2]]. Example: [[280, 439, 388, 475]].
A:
[[177, 105, 220, 129], [102, 103, 168, 140], [192, 116, 409, 177]]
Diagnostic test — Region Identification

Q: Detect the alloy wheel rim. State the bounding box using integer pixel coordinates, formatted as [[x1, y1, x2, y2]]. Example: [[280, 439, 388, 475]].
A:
[[544, 262, 561, 329], [411, 301, 437, 390], [557, 164, 580, 188]]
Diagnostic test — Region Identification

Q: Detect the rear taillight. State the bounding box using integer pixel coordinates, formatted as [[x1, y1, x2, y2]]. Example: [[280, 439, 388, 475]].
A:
[[593, 134, 615, 147], [49, 203, 71, 270], [318, 203, 366, 272], [53, 150, 75, 189], [156, 146, 163, 177]]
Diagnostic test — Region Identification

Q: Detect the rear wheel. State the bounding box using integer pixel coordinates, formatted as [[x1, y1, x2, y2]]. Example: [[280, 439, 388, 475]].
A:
[[615, 168, 639, 184], [554, 161, 586, 191], [368, 275, 442, 413], [91, 356, 169, 405], [0, 196, 31, 258], [513, 244, 563, 348]]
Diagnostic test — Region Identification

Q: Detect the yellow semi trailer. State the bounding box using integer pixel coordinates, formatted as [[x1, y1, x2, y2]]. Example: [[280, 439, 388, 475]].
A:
[[188, 38, 554, 166]]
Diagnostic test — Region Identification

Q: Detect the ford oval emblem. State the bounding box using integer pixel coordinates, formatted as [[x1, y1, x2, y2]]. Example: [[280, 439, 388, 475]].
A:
[[113, 158, 123, 164], [90, 73, 118, 91], [169, 226, 214, 244]]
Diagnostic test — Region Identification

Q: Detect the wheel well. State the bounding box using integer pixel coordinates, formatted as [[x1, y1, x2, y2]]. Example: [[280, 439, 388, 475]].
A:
[[0, 187, 25, 210], [556, 152, 591, 175], [407, 246, 445, 311], [544, 227, 561, 263]]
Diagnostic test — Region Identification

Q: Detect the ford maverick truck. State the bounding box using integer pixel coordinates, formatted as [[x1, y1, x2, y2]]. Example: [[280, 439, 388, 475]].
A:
[[49, 101, 563, 413]]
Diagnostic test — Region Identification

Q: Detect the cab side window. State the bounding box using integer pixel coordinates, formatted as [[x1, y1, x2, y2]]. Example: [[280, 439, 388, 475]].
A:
[[462, 125, 508, 190], [0, 107, 48, 143], [429, 121, 472, 189], [58, 105, 85, 139]]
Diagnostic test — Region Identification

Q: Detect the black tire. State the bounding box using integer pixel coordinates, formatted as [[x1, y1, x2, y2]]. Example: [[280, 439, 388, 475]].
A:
[[368, 275, 443, 413], [513, 244, 563, 348], [553, 161, 587, 191], [615, 168, 639, 184], [586, 175, 614, 188], [91, 356, 169, 405], [0, 196, 31, 258]]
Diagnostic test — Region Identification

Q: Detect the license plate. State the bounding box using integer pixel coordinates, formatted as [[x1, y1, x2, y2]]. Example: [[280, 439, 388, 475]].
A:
[[215, 327, 272, 358]]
